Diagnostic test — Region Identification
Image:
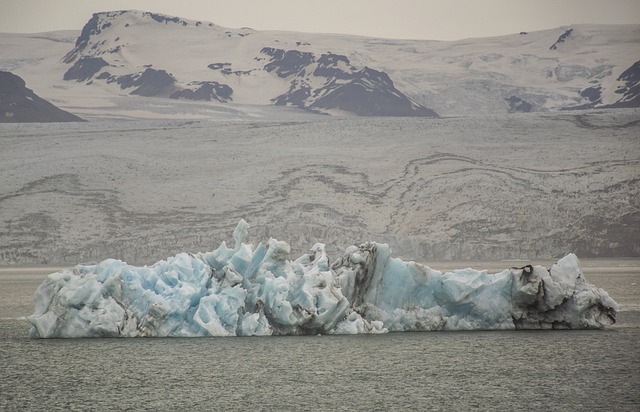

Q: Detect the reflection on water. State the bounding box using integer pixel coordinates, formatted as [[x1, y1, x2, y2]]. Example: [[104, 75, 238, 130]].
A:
[[1, 260, 638, 411]]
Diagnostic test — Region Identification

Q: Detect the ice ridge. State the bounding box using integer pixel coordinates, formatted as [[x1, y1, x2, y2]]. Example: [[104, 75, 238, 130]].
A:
[[28, 220, 618, 338]]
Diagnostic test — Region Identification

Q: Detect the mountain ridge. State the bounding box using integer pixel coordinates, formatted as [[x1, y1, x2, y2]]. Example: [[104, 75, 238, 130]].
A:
[[59, 10, 436, 117], [1, 10, 639, 119]]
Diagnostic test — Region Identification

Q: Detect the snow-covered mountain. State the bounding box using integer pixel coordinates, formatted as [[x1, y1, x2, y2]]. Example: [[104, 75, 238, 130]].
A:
[[58, 10, 436, 117], [1, 10, 639, 119]]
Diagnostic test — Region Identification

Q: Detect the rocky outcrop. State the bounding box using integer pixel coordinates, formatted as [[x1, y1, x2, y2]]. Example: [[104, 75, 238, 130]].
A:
[[103, 67, 177, 97], [310, 67, 438, 116], [64, 57, 110, 82], [263, 48, 438, 117], [170, 81, 233, 102], [550, 28, 573, 50], [603, 60, 640, 108], [262, 48, 315, 78], [505, 96, 533, 113], [0, 71, 83, 123]]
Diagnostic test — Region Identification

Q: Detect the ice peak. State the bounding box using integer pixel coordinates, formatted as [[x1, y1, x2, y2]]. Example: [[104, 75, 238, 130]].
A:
[[232, 219, 250, 248]]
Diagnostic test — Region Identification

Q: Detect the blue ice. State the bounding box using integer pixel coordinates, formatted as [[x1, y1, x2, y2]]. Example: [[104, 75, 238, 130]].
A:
[[28, 220, 618, 338]]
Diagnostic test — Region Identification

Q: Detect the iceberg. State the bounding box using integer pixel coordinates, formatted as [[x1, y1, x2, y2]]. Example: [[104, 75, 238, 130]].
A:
[[28, 220, 618, 338]]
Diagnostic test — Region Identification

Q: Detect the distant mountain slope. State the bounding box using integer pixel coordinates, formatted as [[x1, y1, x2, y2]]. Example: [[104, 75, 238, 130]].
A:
[[380, 25, 640, 114], [0, 71, 83, 122], [60, 10, 436, 117], [601, 60, 640, 108], [0, 11, 638, 119]]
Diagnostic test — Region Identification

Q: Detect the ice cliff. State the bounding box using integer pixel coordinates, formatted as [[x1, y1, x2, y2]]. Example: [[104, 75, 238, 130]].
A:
[[28, 221, 618, 338]]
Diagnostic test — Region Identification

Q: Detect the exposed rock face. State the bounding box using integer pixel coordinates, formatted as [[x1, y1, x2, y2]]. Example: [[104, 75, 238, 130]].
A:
[[170, 81, 233, 102], [262, 48, 315, 78], [571, 61, 640, 110], [64, 57, 110, 82], [603, 60, 640, 108], [263, 48, 437, 116], [550, 28, 573, 50], [0, 71, 83, 123], [62, 12, 104, 63], [100, 67, 177, 97], [580, 86, 602, 104], [310, 67, 438, 116], [505, 96, 533, 113], [314, 53, 354, 79]]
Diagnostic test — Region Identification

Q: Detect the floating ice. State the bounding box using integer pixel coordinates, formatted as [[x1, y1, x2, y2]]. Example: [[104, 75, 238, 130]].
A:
[[28, 220, 618, 338]]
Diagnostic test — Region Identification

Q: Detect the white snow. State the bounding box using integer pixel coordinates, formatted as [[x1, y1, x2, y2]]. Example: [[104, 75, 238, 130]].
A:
[[28, 220, 618, 338]]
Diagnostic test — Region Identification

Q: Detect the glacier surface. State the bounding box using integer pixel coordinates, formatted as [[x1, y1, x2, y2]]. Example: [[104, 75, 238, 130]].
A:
[[28, 221, 618, 338]]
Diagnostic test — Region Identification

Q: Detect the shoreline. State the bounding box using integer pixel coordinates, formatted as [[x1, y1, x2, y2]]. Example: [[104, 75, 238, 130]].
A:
[[2, 257, 639, 273]]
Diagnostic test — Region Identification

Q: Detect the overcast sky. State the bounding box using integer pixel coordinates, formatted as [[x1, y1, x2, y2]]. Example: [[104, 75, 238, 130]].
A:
[[1, 0, 639, 40]]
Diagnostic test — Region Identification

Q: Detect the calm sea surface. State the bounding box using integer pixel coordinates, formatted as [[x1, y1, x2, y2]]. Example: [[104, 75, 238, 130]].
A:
[[1, 260, 639, 411]]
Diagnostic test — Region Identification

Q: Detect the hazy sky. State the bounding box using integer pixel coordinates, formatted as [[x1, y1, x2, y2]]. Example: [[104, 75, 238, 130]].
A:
[[1, 0, 639, 40]]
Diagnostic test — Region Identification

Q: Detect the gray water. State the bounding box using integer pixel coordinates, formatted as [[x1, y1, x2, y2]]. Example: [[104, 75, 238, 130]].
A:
[[1, 261, 639, 411]]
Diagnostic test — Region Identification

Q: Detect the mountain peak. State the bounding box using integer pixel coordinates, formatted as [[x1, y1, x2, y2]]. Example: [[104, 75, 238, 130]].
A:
[[60, 11, 439, 117], [64, 10, 223, 63], [51, 12, 640, 117]]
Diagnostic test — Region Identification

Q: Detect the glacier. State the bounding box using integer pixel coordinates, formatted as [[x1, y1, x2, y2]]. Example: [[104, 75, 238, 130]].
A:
[[28, 220, 618, 338]]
